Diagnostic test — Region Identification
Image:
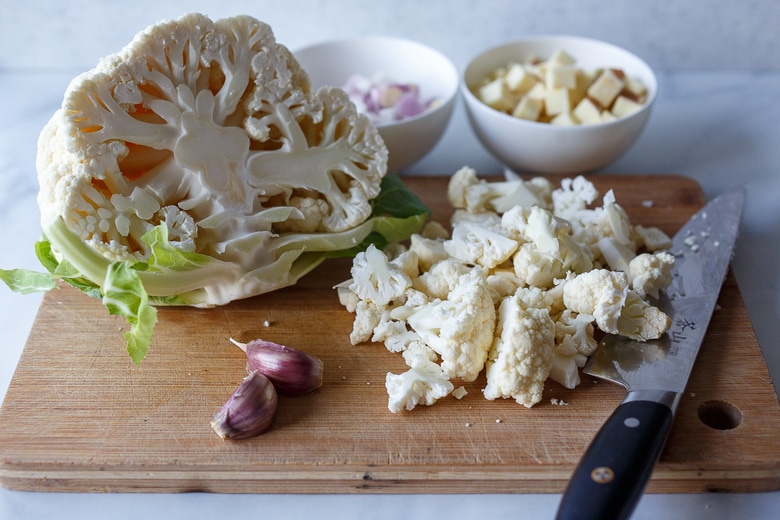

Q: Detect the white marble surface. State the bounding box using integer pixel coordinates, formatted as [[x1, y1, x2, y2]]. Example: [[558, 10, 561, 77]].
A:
[[1, 2, 780, 519]]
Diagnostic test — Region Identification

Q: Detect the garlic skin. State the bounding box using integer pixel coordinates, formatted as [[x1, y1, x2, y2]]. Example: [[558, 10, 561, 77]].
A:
[[242, 339, 324, 396], [211, 371, 278, 440]]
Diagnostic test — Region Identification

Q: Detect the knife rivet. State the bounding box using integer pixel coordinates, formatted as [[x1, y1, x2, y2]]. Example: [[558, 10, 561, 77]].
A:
[[591, 466, 615, 484], [624, 417, 640, 428]]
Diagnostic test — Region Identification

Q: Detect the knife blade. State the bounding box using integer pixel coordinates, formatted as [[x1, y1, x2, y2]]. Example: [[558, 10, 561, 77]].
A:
[[556, 187, 746, 520]]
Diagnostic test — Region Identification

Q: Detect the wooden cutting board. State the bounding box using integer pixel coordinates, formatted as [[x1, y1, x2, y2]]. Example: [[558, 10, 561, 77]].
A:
[[1, 174, 779, 494]]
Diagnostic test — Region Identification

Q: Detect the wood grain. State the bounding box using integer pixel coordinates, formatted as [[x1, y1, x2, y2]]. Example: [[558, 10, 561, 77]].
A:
[[0, 174, 778, 494]]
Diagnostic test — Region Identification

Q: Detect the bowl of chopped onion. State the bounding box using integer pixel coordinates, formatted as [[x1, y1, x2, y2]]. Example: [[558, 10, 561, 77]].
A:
[[461, 35, 657, 175], [295, 37, 458, 171]]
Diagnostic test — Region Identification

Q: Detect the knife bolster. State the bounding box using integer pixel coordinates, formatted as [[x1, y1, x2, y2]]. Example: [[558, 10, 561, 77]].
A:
[[623, 389, 681, 414]]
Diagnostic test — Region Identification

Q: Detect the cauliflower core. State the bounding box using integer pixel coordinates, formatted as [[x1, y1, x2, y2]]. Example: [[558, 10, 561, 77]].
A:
[[37, 14, 387, 304]]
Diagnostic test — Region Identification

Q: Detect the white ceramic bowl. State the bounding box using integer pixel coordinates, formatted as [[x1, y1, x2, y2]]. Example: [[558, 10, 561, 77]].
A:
[[462, 35, 657, 175], [295, 37, 458, 172]]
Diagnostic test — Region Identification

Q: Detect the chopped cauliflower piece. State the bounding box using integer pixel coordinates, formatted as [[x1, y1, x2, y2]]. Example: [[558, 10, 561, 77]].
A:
[[511, 207, 592, 289], [350, 300, 384, 345], [563, 269, 629, 334], [484, 291, 556, 407], [552, 175, 599, 222], [349, 244, 412, 307], [385, 358, 454, 413], [617, 291, 671, 341], [412, 258, 471, 300], [550, 310, 598, 389], [409, 234, 448, 271], [448, 165, 552, 214], [406, 269, 496, 382], [444, 222, 519, 269], [628, 251, 675, 299], [635, 225, 673, 251], [339, 168, 676, 412]]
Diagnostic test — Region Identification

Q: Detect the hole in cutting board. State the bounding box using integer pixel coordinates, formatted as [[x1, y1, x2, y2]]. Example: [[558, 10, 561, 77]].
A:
[[697, 400, 743, 430]]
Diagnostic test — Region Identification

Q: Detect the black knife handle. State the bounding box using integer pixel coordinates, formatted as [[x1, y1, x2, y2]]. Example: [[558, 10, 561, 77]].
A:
[[556, 398, 675, 520]]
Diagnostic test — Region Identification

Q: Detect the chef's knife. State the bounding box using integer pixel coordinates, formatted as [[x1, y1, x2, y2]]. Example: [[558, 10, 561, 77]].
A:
[[556, 187, 746, 520]]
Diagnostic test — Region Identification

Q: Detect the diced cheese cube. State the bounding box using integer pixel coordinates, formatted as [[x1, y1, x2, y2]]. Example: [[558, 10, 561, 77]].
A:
[[544, 87, 571, 116], [478, 77, 513, 111], [504, 63, 538, 94], [546, 65, 577, 90], [512, 96, 543, 121], [551, 111, 579, 126], [624, 77, 648, 101], [525, 63, 546, 81], [611, 95, 643, 118], [587, 69, 625, 108], [568, 70, 591, 107], [546, 48, 577, 66], [525, 82, 546, 101], [600, 110, 618, 123], [572, 98, 602, 125]]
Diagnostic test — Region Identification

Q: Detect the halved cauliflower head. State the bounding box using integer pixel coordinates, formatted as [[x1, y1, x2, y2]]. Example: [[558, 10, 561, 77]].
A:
[[37, 13, 387, 269]]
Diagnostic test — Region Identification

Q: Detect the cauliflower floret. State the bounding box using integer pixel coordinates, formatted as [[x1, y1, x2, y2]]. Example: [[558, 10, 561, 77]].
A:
[[371, 315, 410, 353], [349, 244, 412, 307], [401, 340, 439, 367], [444, 222, 519, 269], [406, 269, 496, 382], [349, 300, 385, 345], [420, 220, 450, 240], [409, 234, 448, 272], [551, 175, 599, 222], [628, 251, 675, 299], [617, 291, 671, 341], [500, 205, 532, 242], [450, 209, 504, 232], [412, 258, 471, 300], [335, 280, 359, 312], [390, 249, 420, 280], [385, 357, 455, 413], [511, 206, 593, 289], [555, 309, 598, 358], [447, 165, 552, 214], [563, 269, 629, 334], [486, 269, 523, 302], [563, 269, 671, 341], [513, 242, 559, 289], [447, 166, 480, 210], [550, 310, 598, 389], [483, 292, 556, 407], [525, 206, 593, 272], [515, 285, 556, 311], [272, 196, 329, 233]]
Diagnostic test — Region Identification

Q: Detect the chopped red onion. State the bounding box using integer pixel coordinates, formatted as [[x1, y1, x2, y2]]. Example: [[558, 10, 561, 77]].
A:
[[343, 74, 438, 124]]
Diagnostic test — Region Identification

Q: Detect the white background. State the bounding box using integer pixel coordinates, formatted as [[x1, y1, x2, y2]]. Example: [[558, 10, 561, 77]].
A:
[[1, 1, 779, 519]]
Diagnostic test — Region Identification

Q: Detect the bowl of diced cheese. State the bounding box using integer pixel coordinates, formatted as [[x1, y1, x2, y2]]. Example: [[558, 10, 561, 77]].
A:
[[461, 35, 657, 175], [295, 37, 459, 172]]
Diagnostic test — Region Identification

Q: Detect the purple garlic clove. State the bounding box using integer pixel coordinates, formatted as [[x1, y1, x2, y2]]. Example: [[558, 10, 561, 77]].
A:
[[210, 371, 278, 440], [242, 339, 324, 396]]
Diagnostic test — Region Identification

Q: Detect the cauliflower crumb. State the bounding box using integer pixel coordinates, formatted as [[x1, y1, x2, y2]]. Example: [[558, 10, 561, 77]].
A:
[[452, 386, 468, 399]]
